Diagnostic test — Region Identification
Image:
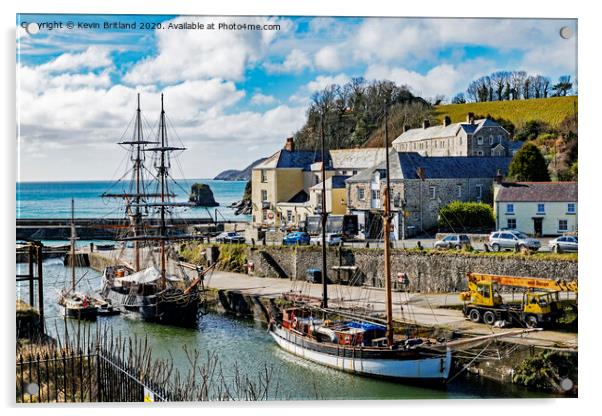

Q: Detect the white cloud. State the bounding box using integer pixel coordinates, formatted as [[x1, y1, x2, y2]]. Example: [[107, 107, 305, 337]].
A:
[[314, 45, 346, 71], [38, 46, 112, 72], [264, 49, 312, 73], [124, 16, 284, 85], [250, 92, 277, 106], [306, 74, 351, 92]]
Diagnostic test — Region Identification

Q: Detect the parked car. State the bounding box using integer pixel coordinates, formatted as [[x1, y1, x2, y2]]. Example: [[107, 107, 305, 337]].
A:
[[215, 231, 246, 244], [488, 230, 541, 252], [434, 234, 471, 250], [310, 233, 343, 246], [283, 231, 310, 246], [548, 235, 578, 253]]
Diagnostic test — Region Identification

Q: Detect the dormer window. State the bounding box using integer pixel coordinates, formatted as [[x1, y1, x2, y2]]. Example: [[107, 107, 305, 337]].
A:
[[477, 136, 484, 145]]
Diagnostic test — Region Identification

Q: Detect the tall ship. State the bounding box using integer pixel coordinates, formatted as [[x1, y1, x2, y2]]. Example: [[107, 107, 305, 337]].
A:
[[268, 105, 453, 381], [99, 93, 206, 326]]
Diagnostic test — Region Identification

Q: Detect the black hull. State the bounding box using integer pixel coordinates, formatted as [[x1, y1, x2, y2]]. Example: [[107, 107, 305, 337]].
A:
[[63, 307, 98, 321], [138, 292, 199, 327]]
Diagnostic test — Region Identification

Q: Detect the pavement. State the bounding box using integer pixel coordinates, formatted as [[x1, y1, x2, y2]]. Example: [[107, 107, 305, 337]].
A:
[[203, 269, 578, 350]]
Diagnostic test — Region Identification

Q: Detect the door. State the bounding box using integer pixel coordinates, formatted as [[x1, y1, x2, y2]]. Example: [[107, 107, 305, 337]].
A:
[[533, 218, 543, 237]]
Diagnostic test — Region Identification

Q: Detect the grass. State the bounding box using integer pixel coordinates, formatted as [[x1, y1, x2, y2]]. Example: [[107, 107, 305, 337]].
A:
[[434, 96, 578, 128]]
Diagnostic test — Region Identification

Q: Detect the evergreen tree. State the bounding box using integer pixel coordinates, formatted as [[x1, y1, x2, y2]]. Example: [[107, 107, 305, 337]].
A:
[[508, 142, 551, 181]]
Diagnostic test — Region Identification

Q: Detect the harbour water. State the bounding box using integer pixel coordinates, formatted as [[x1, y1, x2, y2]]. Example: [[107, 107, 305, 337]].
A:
[[16, 180, 249, 221], [16, 259, 549, 400]]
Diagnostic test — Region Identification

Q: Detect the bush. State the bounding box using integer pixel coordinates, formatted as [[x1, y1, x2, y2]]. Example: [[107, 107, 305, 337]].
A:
[[437, 201, 495, 230], [508, 142, 551, 181], [217, 244, 248, 272]]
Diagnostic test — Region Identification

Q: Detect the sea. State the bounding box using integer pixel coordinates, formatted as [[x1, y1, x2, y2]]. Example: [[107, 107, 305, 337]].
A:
[[16, 179, 249, 221]]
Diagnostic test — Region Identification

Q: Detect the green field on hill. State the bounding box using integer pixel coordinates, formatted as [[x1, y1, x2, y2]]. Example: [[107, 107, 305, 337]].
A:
[[434, 96, 578, 128]]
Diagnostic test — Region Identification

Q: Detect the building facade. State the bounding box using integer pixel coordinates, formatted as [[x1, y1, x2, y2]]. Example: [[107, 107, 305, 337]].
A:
[[392, 113, 512, 157], [493, 182, 578, 236], [346, 151, 512, 238]]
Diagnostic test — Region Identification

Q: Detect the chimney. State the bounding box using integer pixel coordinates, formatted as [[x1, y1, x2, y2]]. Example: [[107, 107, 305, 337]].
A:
[[422, 119, 430, 129], [416, 167, 426, 181], [284, 137, 295, 152], [467, 112, 475, 125], [494, 168, 504, 184], [443, 116, 451, 126]]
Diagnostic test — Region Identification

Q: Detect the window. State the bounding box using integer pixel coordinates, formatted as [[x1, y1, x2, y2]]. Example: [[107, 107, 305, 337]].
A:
[[507, 218, 517, 229], [260, 170, 267, 183], [371, 189, 380, 200], [558, 219, 568, 232], [261, 190, 268, 202], [506, 203, 514, 214], [317, 191, 323, 207], [358, 188, 365, 201], [459, 137, 463, 145], [476, 184, 483, 201], [497, 135, 502, 142], [477, 136, 483, 145], [314, 174, 320, 185], [567, 203, 576, 214], [537, 203, 545, 214], [430, 186, 436, 199], [457, 185, 462, 198], [262, 210, 267, 221], [476, 150, 484, 156], [286, 210, 292, 223], [489, 135, 494, 145]]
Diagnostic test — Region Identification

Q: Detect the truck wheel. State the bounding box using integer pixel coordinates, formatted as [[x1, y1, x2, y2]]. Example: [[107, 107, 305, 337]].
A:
[[525, 315, 538, 328], [492, 243, 500, 252], [468, 309, 481, 323], [454, 244, 461, 250], [483, 311, 496, 325]]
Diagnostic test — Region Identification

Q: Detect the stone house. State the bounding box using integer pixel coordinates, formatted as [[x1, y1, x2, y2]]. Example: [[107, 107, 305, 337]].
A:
[[392, 113, 512, 157], [346, 151, 512, 239], [251, 138, 387, 231], [493, 181, 578, 236]]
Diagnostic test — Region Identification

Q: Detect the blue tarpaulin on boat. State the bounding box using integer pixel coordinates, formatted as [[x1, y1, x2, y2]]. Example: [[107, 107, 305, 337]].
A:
[[345, 321, 386, 332]]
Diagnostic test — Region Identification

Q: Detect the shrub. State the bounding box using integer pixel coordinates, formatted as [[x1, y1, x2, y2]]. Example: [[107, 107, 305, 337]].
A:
[[508, 142, 551, 181], [437, 201, 495, 230]]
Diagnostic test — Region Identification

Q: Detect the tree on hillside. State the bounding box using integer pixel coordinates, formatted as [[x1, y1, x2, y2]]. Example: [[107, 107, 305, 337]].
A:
[[508, 142, 551, 182], [452, 93, 466, 104], [464, 71, 557, 102], [552, 75, 573, 96]]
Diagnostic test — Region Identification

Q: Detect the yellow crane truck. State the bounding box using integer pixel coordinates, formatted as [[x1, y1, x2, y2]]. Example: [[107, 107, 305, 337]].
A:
[[460, 272, 578, 328]]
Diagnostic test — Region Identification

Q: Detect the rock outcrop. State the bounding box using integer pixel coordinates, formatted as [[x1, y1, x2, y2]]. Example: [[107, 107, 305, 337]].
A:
[[189, 183, 219, 207]]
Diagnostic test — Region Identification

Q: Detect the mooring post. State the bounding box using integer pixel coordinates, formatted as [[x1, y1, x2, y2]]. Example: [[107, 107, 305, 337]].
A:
[[36, 244, 44, 336], [28, 245, 35, 306]]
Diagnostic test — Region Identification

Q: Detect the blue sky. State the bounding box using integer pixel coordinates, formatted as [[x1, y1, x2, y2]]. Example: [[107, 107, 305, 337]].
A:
[[16, 14, 577, 181]]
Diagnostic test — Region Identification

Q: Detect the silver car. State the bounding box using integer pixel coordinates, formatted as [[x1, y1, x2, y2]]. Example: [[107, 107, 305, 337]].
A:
[[548, 235, 578, 253], [489, 230, 541, 252], [434, 234, 471, 250]]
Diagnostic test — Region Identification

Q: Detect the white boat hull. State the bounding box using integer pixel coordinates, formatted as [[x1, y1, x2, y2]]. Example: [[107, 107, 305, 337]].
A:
[[270, 326, 452, 380]]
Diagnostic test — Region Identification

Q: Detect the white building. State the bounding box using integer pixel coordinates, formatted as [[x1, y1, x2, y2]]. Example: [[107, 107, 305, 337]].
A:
[[493, 182, 578, 236]]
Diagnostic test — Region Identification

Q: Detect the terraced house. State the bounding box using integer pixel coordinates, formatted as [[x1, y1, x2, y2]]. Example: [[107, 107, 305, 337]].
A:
[[392, 113, 515, 157], [346, 152, 512, 239], [251, 138, 387, 231]]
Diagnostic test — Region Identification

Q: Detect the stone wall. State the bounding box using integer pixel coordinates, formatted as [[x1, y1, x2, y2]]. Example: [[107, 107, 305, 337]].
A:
[[243, 246, 577, 293]]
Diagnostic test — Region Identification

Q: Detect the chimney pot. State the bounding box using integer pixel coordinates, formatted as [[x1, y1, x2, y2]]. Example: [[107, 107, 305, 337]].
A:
[[494, 168, 504, 184], [443, 116, 451, 126], [422, 119, 430, 129], [467, 112, 475, 124], [284, 137, 295, 152]]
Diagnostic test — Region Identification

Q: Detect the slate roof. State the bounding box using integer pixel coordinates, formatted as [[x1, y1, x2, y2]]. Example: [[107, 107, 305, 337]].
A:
[[346, 151, 511, 182], [254, 149, 321, 171], [392, 118, 507, 144], [329, 148, 388, 169], [495, 182, 578, 202], [310, 175, 350, 190], [287, 190, 309, 203]]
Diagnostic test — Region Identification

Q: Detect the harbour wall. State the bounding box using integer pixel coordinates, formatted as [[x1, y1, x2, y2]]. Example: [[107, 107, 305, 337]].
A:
[[224, 246, 577, 293]]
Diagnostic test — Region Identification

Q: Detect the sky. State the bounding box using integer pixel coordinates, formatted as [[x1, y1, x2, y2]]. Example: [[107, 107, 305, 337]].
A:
[[16, 14, 577, 181]]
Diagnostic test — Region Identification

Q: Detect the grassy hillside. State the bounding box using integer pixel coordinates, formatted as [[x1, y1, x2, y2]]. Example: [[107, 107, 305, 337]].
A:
[[434, 96, 578, 128]]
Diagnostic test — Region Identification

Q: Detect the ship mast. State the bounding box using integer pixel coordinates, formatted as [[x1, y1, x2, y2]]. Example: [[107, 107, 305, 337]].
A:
[[133, 93, 143, 271], [158, 93, 167, 289], [319, 110, 329, 308], [69, 198, 77, 291], [383, 101, 394, 347]]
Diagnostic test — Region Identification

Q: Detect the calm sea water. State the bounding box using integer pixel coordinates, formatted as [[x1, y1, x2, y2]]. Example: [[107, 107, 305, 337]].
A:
[[16, 180, 249, 221], [15, 260, 550, 401]]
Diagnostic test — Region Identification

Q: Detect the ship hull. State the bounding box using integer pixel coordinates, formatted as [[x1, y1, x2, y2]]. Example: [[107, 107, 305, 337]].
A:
[[138, 291, 199, 326], [270, 325, 451, 381], [59, 305, 98, 321]]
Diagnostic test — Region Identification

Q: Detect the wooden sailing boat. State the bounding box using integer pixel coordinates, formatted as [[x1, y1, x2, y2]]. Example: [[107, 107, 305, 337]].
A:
[[58, 199, 98, 321], [268, 104, 452, 381], [99, 93, 207, 326]]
